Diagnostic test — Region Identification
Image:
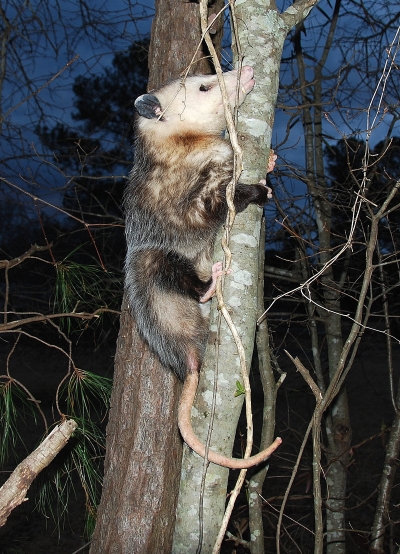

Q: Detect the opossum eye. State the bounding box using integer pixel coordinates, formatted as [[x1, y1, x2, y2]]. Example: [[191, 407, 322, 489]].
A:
[[199, 84, 211, 92]]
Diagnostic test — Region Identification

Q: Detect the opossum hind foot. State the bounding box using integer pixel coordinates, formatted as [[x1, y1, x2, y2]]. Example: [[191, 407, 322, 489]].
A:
[[199, 261, 231, 303]]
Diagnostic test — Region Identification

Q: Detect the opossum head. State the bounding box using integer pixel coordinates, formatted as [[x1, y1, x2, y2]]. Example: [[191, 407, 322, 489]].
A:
[[134, 66, 254, 138]]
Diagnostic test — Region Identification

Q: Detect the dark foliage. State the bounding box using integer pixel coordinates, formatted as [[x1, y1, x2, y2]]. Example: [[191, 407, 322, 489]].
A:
[[2, 42, 150, 337], [36, 40, 149, 223], [325, 137, 400, 248]]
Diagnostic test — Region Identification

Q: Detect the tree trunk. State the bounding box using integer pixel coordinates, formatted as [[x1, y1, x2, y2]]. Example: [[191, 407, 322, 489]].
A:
[[173, 208, 266, 553], [370, 373, 400, 553], [90, 1, 224, 552], [147, 0, 222, 86], [323, 314, 352, 554], [294, 5, 352, 547], [90, 302, 182, 552], [249, 218, 281, 554], [173, 1, 318, 552]]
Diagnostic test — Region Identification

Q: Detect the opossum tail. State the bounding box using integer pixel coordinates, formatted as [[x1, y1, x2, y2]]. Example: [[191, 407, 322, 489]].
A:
[[178, 370, 282, 469]]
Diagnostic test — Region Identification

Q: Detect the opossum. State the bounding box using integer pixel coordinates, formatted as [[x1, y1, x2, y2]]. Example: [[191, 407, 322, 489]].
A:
[[124, 66, 281, 469]]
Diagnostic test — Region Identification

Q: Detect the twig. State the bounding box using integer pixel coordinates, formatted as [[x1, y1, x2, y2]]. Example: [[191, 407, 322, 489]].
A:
[[0, 56, 79, 124], [71, 541, 92, 554], [0, 308, 120, 332], [198, 1, 262, 550], [284, 351, 322, 402], [283, 351, 324, 554]]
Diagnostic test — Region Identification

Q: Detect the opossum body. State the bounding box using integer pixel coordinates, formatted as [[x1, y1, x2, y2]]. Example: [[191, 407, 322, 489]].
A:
[[124, 66, 282, 468]]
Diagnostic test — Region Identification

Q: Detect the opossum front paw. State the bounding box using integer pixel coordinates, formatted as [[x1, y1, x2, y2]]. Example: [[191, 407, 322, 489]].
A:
[[258, 179, 273, 200], [199, 262, 229, 303], [267, 149, 277, 173]]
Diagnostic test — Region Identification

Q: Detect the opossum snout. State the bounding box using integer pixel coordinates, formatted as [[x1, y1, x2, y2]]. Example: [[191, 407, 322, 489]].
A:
[[224, 65, 255, 100]]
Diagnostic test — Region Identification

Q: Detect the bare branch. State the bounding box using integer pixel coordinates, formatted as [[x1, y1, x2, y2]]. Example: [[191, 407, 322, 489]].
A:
[[0, 419, 78, 527]]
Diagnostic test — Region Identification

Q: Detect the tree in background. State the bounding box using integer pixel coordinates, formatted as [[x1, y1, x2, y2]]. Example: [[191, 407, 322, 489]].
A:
[[37, 41, 149, 222]]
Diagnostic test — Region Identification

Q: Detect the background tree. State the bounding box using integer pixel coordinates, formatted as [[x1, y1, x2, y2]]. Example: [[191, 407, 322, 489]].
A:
[[37, 41, 149, 222]]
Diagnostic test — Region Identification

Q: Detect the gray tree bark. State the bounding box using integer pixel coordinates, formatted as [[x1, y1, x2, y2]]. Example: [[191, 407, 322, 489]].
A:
[[248, 219, 282, 554], [173, 1, 319, 552]]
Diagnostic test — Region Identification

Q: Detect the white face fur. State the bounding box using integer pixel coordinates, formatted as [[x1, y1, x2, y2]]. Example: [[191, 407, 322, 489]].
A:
[[139, 66, 255, 137]]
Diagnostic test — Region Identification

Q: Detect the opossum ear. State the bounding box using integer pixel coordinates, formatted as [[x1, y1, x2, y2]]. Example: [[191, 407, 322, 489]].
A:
[[135, 94, 164, 120]]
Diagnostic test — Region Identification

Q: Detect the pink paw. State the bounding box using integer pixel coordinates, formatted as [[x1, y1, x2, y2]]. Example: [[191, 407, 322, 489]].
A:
[[259, 179, 273, 200], [212, 261, 231, 278], [211, 261, 224, 278], [199, 262, 230, 303], [267, 149, 277, 173]]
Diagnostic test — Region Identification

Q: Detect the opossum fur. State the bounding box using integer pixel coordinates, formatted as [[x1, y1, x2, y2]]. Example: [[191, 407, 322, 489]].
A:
[[124, 67, 282, 469]]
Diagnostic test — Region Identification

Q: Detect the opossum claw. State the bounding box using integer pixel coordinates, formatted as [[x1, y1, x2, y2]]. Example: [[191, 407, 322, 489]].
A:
[[178, 371, 282, 469]]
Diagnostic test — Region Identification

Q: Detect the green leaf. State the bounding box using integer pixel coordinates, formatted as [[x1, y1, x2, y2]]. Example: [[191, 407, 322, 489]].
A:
[[234, 380, 245, 397]]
